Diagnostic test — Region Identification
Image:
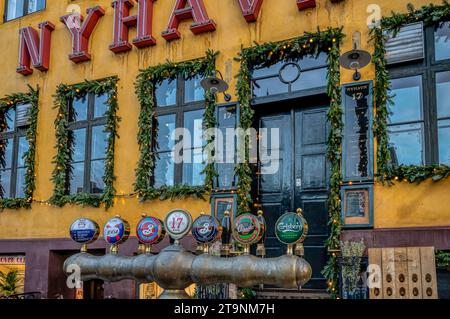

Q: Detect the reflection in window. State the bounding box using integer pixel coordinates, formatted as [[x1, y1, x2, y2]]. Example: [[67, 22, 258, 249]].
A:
[[155, 79, 177, 107], [182, 109, 205, 186], [5, 0, 46, 22], [435, 22, 450, 61], [436, 71, 450, 165], [388, 76, 424, 166], [251, 53, 328, 98], [185, 75, 204, 103], [438, 119, 450, 165], [154, 114, 176, 187], [67, 92, 108, 194]]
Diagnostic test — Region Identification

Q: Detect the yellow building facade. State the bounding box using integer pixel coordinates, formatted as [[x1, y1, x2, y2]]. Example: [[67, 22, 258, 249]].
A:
[[0, 0, 449, 299]]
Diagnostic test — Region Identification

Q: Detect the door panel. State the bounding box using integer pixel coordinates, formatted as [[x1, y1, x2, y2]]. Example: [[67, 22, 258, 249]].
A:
[[257, 104, 329, 290]]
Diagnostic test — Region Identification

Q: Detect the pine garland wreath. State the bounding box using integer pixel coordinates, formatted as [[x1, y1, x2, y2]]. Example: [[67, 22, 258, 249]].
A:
[[134, 50, 218, 200], [49, 77, 120, 208], [235, 27, 345, 298], [372, 1, 450, 184], [0, 86, 39, 210]]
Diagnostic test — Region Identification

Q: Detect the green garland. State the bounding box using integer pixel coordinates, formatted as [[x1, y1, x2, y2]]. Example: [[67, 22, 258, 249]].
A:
[[0, 86, 39, 210], [372, 1, 450, 184], [134, 50, 218, 201], [235, 28, 345, 298], [49, 77, 120, 209]]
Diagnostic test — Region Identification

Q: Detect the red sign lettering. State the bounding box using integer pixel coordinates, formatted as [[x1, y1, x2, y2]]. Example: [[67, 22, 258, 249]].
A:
[[16, 21, 55, 75], [237, 0, 264, 22], [60, 6, 105, 63], [162, 0, 216, 41]]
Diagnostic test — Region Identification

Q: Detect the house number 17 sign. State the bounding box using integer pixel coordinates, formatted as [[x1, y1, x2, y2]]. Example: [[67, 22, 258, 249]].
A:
[[164, 209, 193, 240]]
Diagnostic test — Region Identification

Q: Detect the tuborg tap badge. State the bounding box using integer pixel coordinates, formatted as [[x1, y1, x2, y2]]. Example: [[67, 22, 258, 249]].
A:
[[275, 212, 307, 245], [192, 214, 222, 244], [70, 218, 100, 244], [232, 213, 262, 245]]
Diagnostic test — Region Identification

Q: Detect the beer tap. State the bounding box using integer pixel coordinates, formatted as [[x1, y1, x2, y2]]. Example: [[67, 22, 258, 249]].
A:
[[192, 213, 222, 255], [220, 210, 232, 257], [103, 215, 130, 254], [69, 218, 100, 252], [294, 208, 309, 257], [136, 214, 166, 254], [255, 210, 267, 258]]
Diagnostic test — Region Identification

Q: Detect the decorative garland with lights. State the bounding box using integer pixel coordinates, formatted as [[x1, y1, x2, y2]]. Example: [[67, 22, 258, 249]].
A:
[[49, 77, 120, 209], [372, 1, 450, 184], [0, 86, 39, 210], [235, 27, 345, 298], [134, 50, 218, 201]]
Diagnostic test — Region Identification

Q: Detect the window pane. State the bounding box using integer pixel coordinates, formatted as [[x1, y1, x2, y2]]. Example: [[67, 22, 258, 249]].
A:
[[182, 148, 205, 186], [91, 125, 107, 160], [184, 75, 204, 103], [71, 129, 86, 162], [389, 76, 423, 124], [1, 169, 11, 198], [1, 139, 13, 169], [90, 160, 105, 194], [184, 109, 204, 149], [388, 123, 424, 166], [435, 22, 450, 61], [27, 0, 45, 14], [253, 77, 288, 97], [298, 53, 328, 69], [4, 108, 16, 132], [17, 136, 29, 167], [6, 0, 24, 21], [15, 167, 26, 198], [291, 67, 327, 92], [154, 152, 174, 187], [155, 79, 176, 107], [156, 114, 176, 152], [69, 162, 85, 194], [71, 96, 88, 122], [94, 93, 108, 118], [436, 71, 450, 118], [438, 119, 450, 165], [252, 61, 284, 78]]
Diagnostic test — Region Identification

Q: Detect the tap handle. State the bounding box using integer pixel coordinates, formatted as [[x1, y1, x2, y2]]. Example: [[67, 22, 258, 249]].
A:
[[221, 210, 232, 245]]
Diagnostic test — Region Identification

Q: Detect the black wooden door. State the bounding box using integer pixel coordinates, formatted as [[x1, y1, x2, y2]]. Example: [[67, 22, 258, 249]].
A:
[[256, 102, 329, 290]]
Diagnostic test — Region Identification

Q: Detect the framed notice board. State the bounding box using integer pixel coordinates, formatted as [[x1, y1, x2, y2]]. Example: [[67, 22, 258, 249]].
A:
[[210, 192, 237, 224], [341, 184, 374, 228], [342, 81, 374, 182]]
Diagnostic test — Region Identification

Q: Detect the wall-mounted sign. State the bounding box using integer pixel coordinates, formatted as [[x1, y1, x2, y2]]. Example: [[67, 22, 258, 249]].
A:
[[103, 217, 130, 245], [232, 213, 262, 245], [192, 215, 222, 244], [136, 216, 165, 245], [164, 209, 193, 240], [275, 212, 307, 245], [69, 218, 100, 244], [211, 192, 237, 224], [342, 81, 374, 182], [341, 184, 374, 228]]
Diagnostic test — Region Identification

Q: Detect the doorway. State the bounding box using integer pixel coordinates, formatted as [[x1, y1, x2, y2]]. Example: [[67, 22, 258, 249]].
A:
[[254, 96, 330, 289]]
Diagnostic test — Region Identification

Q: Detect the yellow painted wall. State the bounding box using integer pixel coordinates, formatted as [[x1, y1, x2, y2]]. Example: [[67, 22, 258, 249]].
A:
[[0, 0, 448, 240]]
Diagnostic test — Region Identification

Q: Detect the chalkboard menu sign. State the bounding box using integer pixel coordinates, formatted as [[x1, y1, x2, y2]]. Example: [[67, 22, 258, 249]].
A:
[[341, 184, 373, 228], [342, 81, 374, 182]]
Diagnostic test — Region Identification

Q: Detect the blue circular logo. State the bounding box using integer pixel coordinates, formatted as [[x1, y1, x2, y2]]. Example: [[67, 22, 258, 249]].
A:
[[70, 218, 99, 244], [136, 216, 165, 245], [192, 215, 221, 244]]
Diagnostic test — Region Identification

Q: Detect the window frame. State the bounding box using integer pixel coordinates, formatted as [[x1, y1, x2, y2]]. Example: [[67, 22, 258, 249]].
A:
[[0, 108, 28, 198], [3, 0, 46, 23], [153, 75, 205, 187], [387, 23, 450, 166], [66, 93, 108, 195]]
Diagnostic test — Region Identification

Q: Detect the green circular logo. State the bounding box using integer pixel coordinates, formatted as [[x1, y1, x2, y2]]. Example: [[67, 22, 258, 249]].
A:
[[275, 212, 305, 244], [232, 214, 261, 245]]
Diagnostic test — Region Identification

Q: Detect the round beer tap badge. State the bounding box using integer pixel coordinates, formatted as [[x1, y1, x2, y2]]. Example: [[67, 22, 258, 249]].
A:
[[275, 212, 305, 245], [136, 216, 165, 245], [70, 218, 100, 244], [103, 217, 130, 245], [192, 215, 221, 244], [164, 209, 192, 240], [232, 213, 262, 245]]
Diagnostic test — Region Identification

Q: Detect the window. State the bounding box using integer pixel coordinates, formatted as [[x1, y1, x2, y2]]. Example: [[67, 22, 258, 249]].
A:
[[0, 106, 29, 198], [251, 53, 328, 98], [4, 0, 45, 21], [66, 93, 108, 194], [387, 22, 450, 166], [153, 75, 205, 187]]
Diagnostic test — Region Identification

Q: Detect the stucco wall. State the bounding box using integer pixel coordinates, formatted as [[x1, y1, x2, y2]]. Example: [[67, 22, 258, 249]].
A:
[[0, 0, 448, 240]]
